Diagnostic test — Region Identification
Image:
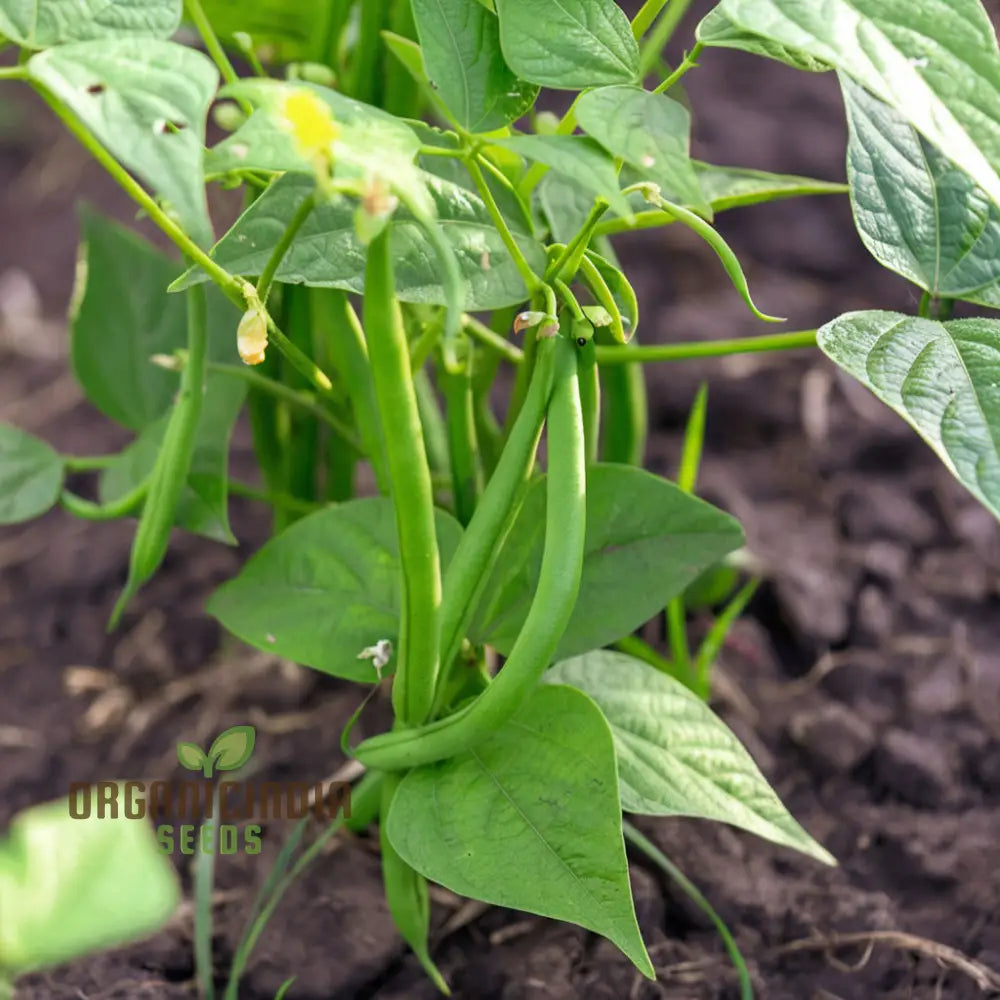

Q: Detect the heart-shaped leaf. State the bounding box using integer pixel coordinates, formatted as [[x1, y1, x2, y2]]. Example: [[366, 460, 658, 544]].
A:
[[28, 39, 218, 247], [819, 311, 1000, 520], [0, 0, 180, 48], [842, 75, 1000, 308], [471, 464, 743, 659], [0, 424, 64, 525], [545, 651, 835, 864], [208, 498, 464, 681], [386, 683, 654, 977]]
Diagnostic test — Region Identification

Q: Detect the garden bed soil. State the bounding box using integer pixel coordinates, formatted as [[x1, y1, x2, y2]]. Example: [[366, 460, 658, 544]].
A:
[[2, 10, 1000, 999]]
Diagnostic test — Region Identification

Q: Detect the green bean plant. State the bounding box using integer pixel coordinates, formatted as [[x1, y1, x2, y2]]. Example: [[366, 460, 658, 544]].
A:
[[3, 0, 1000, 993]]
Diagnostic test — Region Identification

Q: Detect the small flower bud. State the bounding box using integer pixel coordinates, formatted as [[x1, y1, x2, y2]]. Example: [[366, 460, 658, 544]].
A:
[[237, 307, 268, 366], [354, 176, 399, 246], [513, 310, 547, 335]]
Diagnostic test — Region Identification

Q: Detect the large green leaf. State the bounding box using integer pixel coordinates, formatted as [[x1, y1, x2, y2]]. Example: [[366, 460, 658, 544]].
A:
[[697, 0, 1000, 212], [819, 311, 1000, 520], [0, 795, 179, 974], [28, 39, 217, 247], [411, 0, 537, 132], [0, 424, 63, 525], [196, 0, 337, 62], [176, 173, 543, 310], [471, 464, 744, 658], [494, 134, 633, 220], [696, 8, 831, 73], [208, 499, 464, 682], [71, 210, 189, 431], [576, 86, 707, 214], [495, 0, 638, 89], [545, 652, 835, 864], [100, 373, 246, 543], [842, 75, 1000, 308], [386, 684, 654, 977], [0, 0, 180, 48], [694, 162, 848, 211]]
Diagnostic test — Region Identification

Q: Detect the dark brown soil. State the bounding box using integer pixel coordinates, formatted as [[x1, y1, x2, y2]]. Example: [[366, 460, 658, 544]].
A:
[[3, 6, 1000, 999]]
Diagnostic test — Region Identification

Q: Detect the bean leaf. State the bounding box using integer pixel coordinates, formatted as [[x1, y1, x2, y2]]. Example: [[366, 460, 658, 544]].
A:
[[697, 0, 1000, 212], [0, 0, 180, 48], [842, 75, 1000, 308], [208, 499, 464, 682], [0, 796, 179, 974], [411, 0, 538, 132], [28, 39, 218, 247], [0, 424, 64, 525], [576, 86, 707, 215], [175, 173, 544, 310], [494, 134, 633, 220], [818, 311, 1000, 521], [386, 683, 654, 978], [694, 162, 847, 211], [495, 0, 638, 89], [545, 651, 835, 864], [471, 464, 744, 658]]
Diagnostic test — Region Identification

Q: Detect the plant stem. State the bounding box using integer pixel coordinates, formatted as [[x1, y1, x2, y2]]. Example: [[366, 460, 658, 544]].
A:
[[653, 41, 704, 94], [256, 191, 316, 305], [463, 314, 524, 365], [0, 65, 28, 80], [623, 821, 754, 1000], [184, 0, 246, 96], [546, 199, 610, 281], [364, 227, 443, 726], [639, 0, 697, 76], [60, 478, 150, 521], [632, 0, 673, 39], [595, 330, 817, 364], [33, 83, 242, 304], [63, 454, 117, 472], [467, 156, 542, 294], [227, 478, 324, 515], [263, 313, 335, 395], [206, 360, 361, 449]]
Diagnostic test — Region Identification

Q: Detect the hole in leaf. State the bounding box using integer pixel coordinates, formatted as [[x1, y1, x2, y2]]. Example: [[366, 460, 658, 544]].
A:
[[156, 120, 188, 135], [86, 83, 105, 95]]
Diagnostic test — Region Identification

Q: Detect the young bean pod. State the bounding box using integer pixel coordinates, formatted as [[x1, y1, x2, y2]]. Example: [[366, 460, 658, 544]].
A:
[[109, 286, 208, 628], [355, 334, 586, 771]]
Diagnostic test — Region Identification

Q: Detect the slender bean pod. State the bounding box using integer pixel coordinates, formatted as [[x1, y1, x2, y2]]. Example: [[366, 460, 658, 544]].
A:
[[364, 227, 443, 726], [356, 335, 586, 770], [430, 335, 559, 715], [441, 343, 482, 525], [109, 286, 208, 627]]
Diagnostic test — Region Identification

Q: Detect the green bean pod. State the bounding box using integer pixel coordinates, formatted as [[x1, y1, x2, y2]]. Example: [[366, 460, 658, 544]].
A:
[[109, 286, 208, 628], [431, 334, 558, 712], [355, 334, 586, 771], [364, 226, 443, 727]]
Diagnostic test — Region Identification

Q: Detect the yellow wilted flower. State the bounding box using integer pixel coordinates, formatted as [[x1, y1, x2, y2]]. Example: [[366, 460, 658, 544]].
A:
[[237, 307, 268, 366], [279, 89, 340, 165]]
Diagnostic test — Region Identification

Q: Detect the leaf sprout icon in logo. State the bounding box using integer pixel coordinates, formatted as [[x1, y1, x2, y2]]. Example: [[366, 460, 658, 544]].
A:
[[176, 725, 255, 778]]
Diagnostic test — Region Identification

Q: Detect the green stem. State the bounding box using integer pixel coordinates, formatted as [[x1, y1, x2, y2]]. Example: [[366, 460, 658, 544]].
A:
[[0, 65, 28, 80], [639, 0, 697, 76], [595, 330, 817, 364], [206, 360, 360, 449], [33, 83, 242, 304], [184, 0, 246, 95], [546, 199, 609, 281], [467, 156, 542, 293], [256, 191, 316, 306], [365, 227, 443, 726], [653, 41, 704, 94], [441, 343, 482, 526], [63, 454, 117, 472], [623, 821, 754, 1000], [463, 314, 524, 365], [614, 635, 674, 675], [227, 479, 324, 515], [263, 313, 335, 395], [632, 0, 673, 39], [59, 478, 150, 521]]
